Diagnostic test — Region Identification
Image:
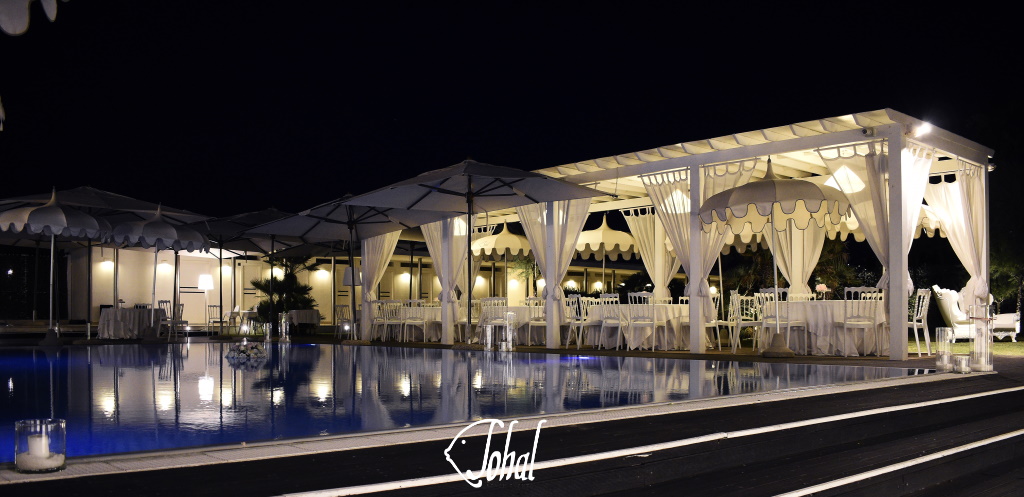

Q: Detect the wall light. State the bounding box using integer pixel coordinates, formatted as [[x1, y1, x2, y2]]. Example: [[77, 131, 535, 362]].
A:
[[475, 275, 486, 286], [593, 281, 603, 291], [709, 285, 718, 296], [316, 269, 331, 279], [100, 258, 114, 270], [508, 279, 520, 289], [536, 278, 546, 289], [398, 272, 411, 282], [565, 280, 578, 289], [271, 267, 284, 278]]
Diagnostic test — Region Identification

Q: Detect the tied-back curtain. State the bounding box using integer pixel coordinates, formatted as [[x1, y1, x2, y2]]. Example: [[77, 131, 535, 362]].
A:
[[817, 141, 933, 294], [516, 199, 590, 303], [360, 231, 400, 338], [422, 216, 470, 341], [641, 160, 755, 320], [770, 221, 825, 294], [621, 207, 681, 297], [455, 256, 484, 296], [923, 158, 988, 308]]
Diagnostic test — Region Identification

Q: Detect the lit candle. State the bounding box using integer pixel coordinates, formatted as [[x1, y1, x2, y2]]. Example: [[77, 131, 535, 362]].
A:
[[27, 433, 49, 458]]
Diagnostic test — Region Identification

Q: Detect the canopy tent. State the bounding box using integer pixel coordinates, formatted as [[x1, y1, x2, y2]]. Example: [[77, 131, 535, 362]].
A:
[[620, 208, 678, 299], [521, 109, 989, 360]]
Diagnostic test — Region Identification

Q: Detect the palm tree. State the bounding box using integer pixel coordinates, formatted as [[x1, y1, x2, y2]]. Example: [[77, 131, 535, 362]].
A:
[[251, 257, 321, 334]]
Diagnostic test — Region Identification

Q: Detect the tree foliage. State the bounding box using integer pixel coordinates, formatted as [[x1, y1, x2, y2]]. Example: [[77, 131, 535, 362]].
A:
[[250, 257, 321, 333]]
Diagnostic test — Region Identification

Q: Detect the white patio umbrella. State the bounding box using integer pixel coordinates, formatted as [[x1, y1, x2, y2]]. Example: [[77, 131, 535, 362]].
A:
[[472, 222, 532, 297], [699, 158, 850, 356], [246, 196, 458, 335], [576, 213, 636, 288], [343, 159, 604, 328], [0, 190, 111, 333], [111, 207, 209, 334]]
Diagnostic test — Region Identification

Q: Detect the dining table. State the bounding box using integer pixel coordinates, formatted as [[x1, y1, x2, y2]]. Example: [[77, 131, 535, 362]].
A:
[[589, 304, 690, 350], [776, 300, 888, 356], [396, 305, 534, 343], [97, 307, 166, 339]]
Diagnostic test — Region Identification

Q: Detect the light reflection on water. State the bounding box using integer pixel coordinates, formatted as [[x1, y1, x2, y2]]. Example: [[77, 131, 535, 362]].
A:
[[0, 343, 931, 462]]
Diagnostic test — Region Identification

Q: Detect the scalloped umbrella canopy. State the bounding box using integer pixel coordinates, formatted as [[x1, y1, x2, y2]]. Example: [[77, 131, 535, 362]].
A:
[[112, 207, 208, 252], [575, 214, 636, 261], [0, 186, 209, 226], [0, 190, 111, 238], [472, 223, 532, 258], [698, 159, 851, 354]]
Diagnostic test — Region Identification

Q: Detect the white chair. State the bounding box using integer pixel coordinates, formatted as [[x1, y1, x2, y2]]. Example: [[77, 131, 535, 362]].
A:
[[598, 294, 627, 349], [761, 298, 807, 354], [381, 300, 403, 340], [478, 297, 514, 348], [992, 311, 1020, 342], [652, 296, 673, 305], [368, 300, 388, 341], [400, 304, 428, 342], [206, 304, 227, 334], [752, 292, 777, 351], [334, 304, 355, 340], [834, 298, 884, 356], [844, 286, 881, 301], [626, 296, 663, 350], [456, 299, 481, 343], [760, 287, 789, 301], [158, 300, 188, 340], [907, 289, 932, 356], [524, 297, 545, 346], [931, 285, 974, 340], [725, 292, 761, 354], [628, 291, 653, 304]]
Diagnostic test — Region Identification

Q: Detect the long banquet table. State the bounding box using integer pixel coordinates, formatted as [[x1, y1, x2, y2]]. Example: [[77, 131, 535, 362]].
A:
[[588, 304, 690, 350], [773, 300, 888, 356], [97, 308, 166, 339]]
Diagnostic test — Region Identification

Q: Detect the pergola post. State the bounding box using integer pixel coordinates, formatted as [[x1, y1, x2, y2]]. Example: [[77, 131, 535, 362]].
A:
[[688, 165, 704, 352], [886, 128, 909, 360], [544, 201, 559, 348]]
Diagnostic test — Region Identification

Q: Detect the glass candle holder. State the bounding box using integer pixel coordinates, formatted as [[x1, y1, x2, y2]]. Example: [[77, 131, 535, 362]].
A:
[[969, 304, 994, 372], [953, 354, 972, 374], [14, 419, 66, 473], [935, 327, 953, 372]]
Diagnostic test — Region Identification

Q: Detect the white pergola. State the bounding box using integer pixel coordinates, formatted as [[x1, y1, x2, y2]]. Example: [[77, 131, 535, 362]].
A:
[[479, 109, 992, 361]]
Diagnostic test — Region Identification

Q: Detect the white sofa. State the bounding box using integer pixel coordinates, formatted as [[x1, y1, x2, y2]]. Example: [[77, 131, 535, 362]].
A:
[[932, 285, 1019, 342]]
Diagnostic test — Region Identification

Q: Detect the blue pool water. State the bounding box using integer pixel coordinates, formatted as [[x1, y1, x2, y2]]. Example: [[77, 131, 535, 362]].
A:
[[0, 343, 932, 463]]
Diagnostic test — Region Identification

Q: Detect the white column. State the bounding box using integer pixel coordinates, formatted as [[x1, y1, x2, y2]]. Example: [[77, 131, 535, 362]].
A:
[[544, 201, 559, 347], [688, 166, 704, 351], [887, 130, 909, 360], [653, 217, 668, 299]]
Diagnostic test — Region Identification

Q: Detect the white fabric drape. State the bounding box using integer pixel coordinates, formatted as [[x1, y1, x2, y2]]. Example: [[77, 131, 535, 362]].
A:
[[516, 199, 590, 314], [817, 141, 933, 294], [455, 256, 484, 296], [622, 208, 680, 297], [923, 159, 988, 308], [770, 220, 825, 294], [359, 231, 400, 339], [422, 216, 470, 343], [642, 160, 756, 320]]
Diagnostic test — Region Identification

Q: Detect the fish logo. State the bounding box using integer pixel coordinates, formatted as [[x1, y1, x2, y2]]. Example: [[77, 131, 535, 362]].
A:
[[444, 418, 545, 488]]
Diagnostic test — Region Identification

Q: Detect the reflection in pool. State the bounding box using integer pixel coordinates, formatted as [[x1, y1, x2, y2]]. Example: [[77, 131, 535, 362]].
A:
[[0, 343, 931, 462]]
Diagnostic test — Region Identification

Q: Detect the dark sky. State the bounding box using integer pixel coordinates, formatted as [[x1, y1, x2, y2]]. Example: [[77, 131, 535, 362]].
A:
[[1, 3, 1021, 223]]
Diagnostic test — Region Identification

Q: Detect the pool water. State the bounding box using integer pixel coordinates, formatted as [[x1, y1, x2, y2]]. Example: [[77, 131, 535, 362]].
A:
[[0, 343, 931, 463]]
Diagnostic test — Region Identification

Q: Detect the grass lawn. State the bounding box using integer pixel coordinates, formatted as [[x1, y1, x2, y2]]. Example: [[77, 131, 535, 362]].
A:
[[909, 339, 1024, 356]]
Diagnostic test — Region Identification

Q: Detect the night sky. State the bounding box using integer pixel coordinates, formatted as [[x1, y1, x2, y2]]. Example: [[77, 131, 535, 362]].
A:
[[1, 3, 1021, 230]]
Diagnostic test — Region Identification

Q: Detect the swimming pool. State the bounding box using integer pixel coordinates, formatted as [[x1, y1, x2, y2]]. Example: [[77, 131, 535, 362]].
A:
[[0, 343, 931, 463]]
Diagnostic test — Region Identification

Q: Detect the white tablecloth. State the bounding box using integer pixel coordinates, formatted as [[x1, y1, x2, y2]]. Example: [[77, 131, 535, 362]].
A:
[[781, 301, 888, 356], [397, 306, 534, 343], [98, 308, 165, 339], [287, 309, 321, 325], [589, 304, 689, 350]]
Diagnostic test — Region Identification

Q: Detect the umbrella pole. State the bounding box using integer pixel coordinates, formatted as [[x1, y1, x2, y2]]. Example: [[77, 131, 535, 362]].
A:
[[466, 183, 474, 331], [87, 240, 92, 328], [151, 250, 158, 329], [49, 233, 55, 332], [219, 236, 225, 336], [347, 222, 358, 338], [32, 240, 40, 322], [269, 236, 275, 339]]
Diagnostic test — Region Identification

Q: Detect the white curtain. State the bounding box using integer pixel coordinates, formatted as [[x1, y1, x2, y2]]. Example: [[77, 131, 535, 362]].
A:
[[622, 207, 680, 297], [516, 199, 590, 314], [360, 231, 400, 339], [923, 159, 988, 308], [770, 221, 825, 294], [422, 216, 470, 343], [641, 160, 755, 320], [455, 256, 484, 297], [817, 141, 933, 294]]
